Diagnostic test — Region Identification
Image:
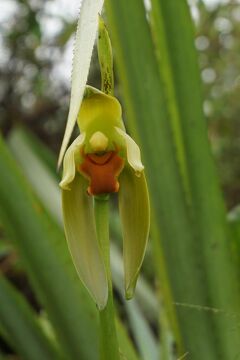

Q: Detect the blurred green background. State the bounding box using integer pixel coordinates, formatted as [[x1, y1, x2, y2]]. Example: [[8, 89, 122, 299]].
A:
[[0, 0, 240, 358], [1, 0, 239, 208]]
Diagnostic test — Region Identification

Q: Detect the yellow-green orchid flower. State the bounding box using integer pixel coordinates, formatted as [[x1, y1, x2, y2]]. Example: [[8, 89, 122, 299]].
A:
[[60, 86, 150, 310]]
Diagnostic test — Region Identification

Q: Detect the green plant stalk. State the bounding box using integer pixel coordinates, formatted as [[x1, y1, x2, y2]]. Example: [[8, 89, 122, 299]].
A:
[[97, 16, 114, 96], [94, 196, 120, 360]]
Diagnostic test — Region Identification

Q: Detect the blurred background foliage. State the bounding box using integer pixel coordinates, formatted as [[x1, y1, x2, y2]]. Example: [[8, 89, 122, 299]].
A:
[[0, 0, 240, 358], [1, 0, 240, 207]]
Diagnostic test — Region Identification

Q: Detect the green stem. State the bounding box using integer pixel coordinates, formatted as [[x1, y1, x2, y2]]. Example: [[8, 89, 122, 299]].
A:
[[97, 16, 114, 95], [94, 196, 120, 360]]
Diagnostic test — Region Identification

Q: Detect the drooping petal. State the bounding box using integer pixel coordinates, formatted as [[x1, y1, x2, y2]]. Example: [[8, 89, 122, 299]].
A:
[[118, 166, 150, 300], [115, 127, 144, 175], [59, 133, 85, 190], [62, 173, 108, 309], [58, 0, 104, 168]]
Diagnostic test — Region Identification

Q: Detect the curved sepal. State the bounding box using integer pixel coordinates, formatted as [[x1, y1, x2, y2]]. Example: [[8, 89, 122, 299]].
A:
[[62, 174, 108, 309], [118, 167, 150, 299], [115, 127, 144, 175], [59, 133, 85, 190]]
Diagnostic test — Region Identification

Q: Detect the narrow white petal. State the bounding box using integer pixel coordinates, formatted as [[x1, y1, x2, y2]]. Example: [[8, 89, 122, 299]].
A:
[[60, 133, 85, 190], [115, 127, 144, 175], [58, 0, 104, 168]]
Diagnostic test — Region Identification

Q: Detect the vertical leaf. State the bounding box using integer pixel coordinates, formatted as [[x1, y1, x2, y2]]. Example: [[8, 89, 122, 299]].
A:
[[151, 1, 240, 358], [105, 1, 222, 357]]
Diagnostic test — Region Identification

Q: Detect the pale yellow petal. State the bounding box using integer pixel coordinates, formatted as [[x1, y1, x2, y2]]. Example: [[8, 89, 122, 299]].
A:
[[119, 167, 150, 299], [62, 174, 108, 309], [59, 133, 85, 191], [115, 127, 144, 175]]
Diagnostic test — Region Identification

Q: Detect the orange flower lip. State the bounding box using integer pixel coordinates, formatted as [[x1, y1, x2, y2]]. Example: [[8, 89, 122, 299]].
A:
[[87, 152, 113, 165], [79, 151, 124, 195]]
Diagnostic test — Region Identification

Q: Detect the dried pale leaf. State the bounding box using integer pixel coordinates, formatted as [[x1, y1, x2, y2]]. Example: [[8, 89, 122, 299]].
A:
[[58, 0, 104, 167]]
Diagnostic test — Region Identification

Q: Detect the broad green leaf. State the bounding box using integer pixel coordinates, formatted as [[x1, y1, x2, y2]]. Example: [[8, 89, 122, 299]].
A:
[[105, 1, 223, 357], [62, 174, 108, 310], [151, 1, 240, 357], [58, 0, 104, 167], [119, 167, 150, 299], [0, 276, 61, 360]]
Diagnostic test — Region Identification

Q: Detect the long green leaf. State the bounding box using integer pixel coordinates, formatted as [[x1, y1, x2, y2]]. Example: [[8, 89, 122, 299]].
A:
[[0, 135, 99, 360], [151, 1, 240, 358], [0, 276, 61, 360], [105, 1, 221, 357]]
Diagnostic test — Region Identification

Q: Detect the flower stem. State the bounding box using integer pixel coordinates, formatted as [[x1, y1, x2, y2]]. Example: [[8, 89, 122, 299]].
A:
[[94, 195, 120, 360], [97, 16, 114, 96]]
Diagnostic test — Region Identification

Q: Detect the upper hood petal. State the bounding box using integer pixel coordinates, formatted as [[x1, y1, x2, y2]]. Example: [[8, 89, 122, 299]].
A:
[[78, 90, 124, 138]]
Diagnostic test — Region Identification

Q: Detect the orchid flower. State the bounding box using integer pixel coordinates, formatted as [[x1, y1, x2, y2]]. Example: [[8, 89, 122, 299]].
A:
[[58, 1, 150, 310], [60, 86, 149, 309]]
